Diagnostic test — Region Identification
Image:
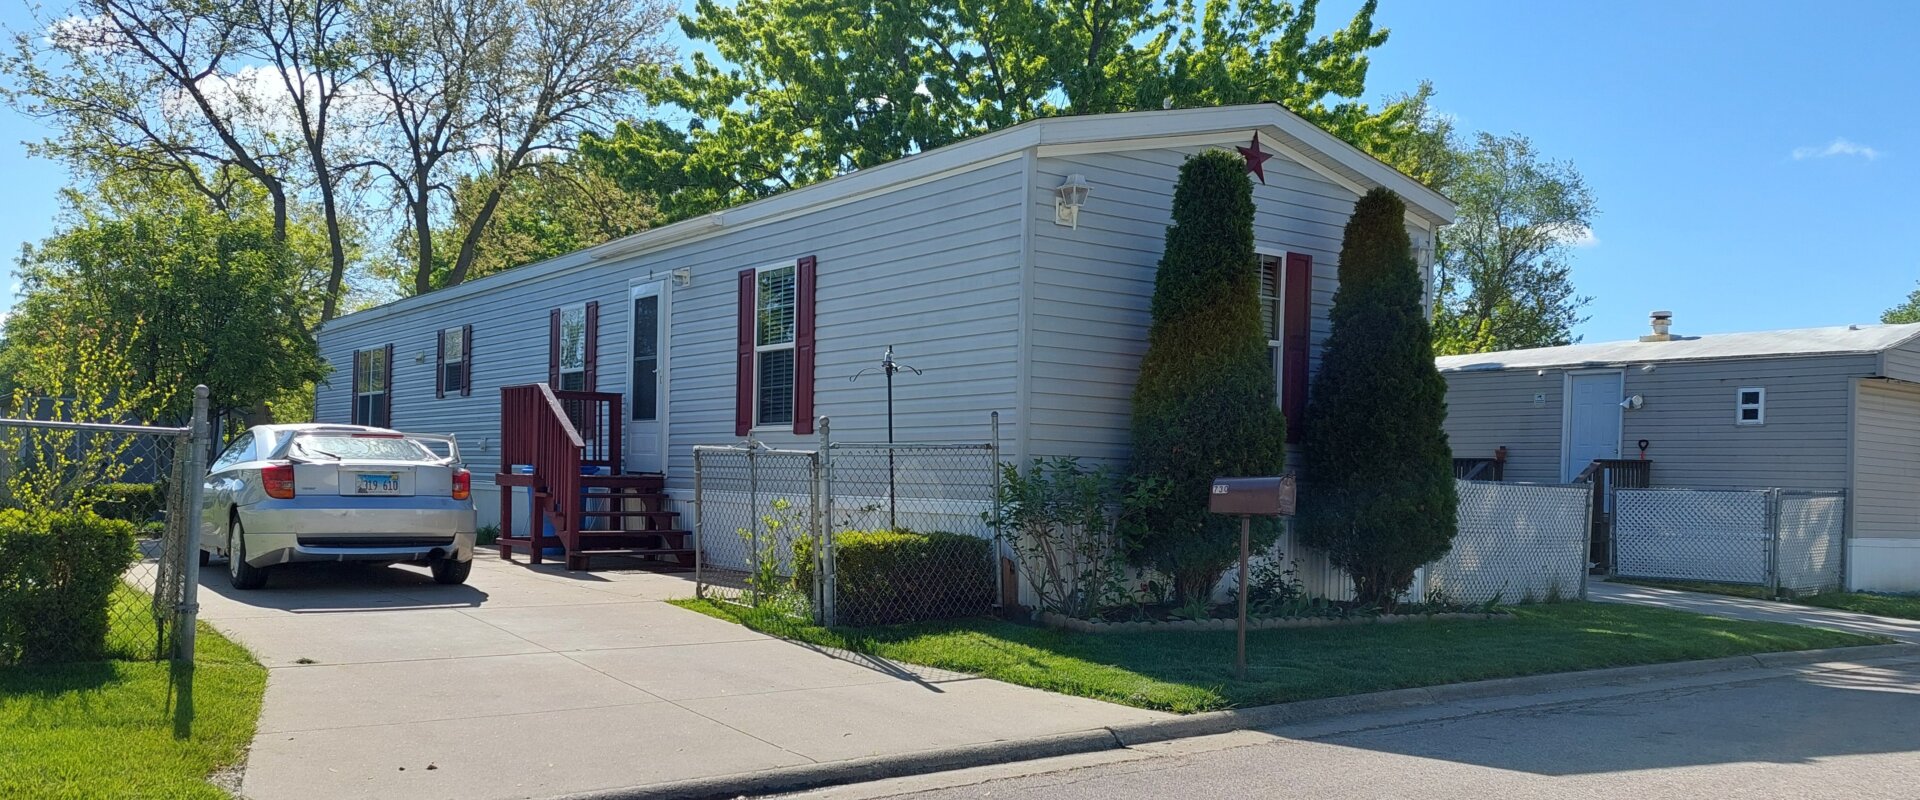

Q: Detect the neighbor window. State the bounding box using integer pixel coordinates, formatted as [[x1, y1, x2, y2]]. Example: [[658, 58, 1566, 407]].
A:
[[353, 347, 390, 427], [557, 304, 588, 391], [438, 326, 468, 396], [1736, 387, 1765, 425], [755, 264, 797, 427], [1258, 254, 1285, 405]]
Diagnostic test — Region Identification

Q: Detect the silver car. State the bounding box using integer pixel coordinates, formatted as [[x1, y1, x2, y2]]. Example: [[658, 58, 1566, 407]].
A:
[[199, 424, 477, 590]]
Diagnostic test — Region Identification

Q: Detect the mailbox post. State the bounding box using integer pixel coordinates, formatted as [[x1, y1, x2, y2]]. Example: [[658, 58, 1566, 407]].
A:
[[1209, 475, 1297, 680]]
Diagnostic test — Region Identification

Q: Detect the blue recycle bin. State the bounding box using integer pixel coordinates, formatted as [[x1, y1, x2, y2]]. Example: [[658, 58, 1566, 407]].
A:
[[513, 464, 612, 557]]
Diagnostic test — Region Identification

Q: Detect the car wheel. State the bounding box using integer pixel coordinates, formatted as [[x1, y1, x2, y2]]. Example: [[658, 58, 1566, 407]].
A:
[[430, 557, 473, 586], [199, 549, 211, 568], [227, 515, 269, 590]]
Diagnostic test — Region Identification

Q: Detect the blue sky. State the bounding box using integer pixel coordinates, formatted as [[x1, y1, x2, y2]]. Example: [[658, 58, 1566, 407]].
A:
[[0, 1, 1913, 343]]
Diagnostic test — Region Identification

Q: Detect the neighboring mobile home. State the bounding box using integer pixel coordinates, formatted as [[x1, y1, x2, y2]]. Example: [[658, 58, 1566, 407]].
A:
[[1437, 314, 1920, 592], [313, 103, 1454, 568]]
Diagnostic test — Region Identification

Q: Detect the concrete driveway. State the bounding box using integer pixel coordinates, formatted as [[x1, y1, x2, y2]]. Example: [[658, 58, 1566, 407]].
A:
[[199, 552, 1163, 800]]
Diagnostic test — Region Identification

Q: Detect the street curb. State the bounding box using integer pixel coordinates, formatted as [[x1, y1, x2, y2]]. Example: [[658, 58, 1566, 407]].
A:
[[557, 643, 1920, 800]]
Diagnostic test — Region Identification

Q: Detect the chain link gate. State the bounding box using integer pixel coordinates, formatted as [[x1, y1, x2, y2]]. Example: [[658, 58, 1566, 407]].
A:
[[692, 416, 1003, 629], [1613, 487, 1848, 596], [0, 386, 210, 666]]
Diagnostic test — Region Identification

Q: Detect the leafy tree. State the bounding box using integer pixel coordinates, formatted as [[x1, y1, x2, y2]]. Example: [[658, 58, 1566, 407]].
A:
[[384, 157, 655, 287], [4, 175, 327, 426], [1298, 187, 1455, 608], [1882, 286, 1920, 324], [2, 0, 675, 302], [1128, 150, 1288, 604], [584, 0, 1426, 220], [1432, 132, 1597, 354]]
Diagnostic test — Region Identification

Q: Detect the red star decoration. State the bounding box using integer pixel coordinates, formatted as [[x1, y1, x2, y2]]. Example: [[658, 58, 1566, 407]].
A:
[[1237, 134, 1272, 184]]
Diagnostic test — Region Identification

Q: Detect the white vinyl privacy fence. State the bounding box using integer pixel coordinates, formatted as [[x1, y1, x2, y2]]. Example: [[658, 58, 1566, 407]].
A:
[[1613, 488, 1845, 596]]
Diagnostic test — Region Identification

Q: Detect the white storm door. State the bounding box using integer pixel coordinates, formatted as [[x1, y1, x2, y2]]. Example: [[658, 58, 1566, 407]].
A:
[[1563, 371, 1624, 481], [624, 280, 669, 474]]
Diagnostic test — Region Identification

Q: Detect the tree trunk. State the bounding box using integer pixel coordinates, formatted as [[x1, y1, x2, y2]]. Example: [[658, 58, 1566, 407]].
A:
[[411, 185, 434, 296]]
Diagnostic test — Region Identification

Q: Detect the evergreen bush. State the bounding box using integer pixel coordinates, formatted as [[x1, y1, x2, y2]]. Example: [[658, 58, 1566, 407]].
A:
[[1298, 187, 1458, 607], [1128, 150, 1289, 603]]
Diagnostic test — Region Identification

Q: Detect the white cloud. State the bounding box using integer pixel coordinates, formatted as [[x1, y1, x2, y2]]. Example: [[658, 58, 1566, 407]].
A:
[[1792, 138, 1882, 161]]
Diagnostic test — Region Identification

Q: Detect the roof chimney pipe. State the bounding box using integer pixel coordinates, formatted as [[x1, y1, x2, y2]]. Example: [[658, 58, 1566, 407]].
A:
[[1640, 310, 1674, 343]]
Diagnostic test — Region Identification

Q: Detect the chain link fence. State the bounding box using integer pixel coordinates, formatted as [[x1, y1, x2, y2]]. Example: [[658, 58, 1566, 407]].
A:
[[0, 409, 208, 665], [822, 440, 998, 626], [692, 444, 822, 617], [1614, 487, 1846, 596], [692, 418, 1002, 628], [1421, 479, 1592, 605]]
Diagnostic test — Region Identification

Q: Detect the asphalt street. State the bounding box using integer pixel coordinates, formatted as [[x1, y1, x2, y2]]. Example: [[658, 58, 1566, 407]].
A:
[[811, 659, 1920, 800]]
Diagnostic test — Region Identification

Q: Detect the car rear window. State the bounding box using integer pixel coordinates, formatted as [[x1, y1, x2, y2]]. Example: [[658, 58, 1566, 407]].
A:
[[289, 435, 439, 462]]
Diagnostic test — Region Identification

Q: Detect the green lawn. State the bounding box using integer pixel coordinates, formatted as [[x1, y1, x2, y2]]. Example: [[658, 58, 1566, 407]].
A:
[[0, 591, 267, 799], [675, 599, 1879, 714], [1611, 578, 1920, 621]]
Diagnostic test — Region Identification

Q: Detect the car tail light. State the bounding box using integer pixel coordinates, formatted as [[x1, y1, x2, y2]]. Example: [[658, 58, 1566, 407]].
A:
[[451, 468, 471, 501], [263, 464, 296, 499]]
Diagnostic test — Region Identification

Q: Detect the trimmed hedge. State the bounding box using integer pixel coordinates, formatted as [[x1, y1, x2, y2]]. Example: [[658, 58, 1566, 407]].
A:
[[0, 509, 138, 664], [830, 530, 995, 628], [92, 483, 167, 524]]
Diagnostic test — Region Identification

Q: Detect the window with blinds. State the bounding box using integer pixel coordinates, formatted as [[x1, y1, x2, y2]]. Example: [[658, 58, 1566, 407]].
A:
[[755, 265, 797, 426]]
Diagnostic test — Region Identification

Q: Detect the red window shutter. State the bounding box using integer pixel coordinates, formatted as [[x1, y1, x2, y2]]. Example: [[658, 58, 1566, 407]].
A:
[[435, 329, 446, 399], [350, 350, 364, 424], [1282, 253, 1313, 442], [548, 308, 561, 387], [735, 269, 755, 437], [583, 300, 600, 390], [461, 324, 474, 397], [792, 256, 817, 434], [382, 343, 395, 428]]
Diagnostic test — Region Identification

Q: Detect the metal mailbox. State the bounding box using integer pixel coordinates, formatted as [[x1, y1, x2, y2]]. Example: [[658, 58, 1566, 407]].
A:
[[1209, 475, 1297, 517]]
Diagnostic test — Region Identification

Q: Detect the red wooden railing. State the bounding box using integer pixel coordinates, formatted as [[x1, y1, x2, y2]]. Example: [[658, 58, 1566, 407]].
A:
[[497, 384, 623, 563], [552, 389, 623, 474]]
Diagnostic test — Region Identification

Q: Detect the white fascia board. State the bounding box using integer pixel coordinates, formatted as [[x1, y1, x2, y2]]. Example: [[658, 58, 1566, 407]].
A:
[[323, 104, 1450, 332]]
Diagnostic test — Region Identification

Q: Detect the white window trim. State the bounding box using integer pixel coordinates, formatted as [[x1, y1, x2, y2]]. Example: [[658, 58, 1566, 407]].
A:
[[557, 302, 588, 390], [439, 326, 467, 393], [1255, 246, 1288, 412], [1736, 387, 1766, 426], [354, 348, 388, 425], [751, 261, 799, 431]]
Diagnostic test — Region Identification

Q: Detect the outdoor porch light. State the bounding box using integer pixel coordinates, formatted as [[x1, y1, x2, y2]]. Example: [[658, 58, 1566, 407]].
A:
[[672, 267, 693, 287], [1053, 174, 1092, 229]]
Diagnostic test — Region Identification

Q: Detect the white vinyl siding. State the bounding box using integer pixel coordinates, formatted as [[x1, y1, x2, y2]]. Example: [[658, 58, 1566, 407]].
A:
[[315, 156, 1026, 493], [1025, 145, 1431, 465]]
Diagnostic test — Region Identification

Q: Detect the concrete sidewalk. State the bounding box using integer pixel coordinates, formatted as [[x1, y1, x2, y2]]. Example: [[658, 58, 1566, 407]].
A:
[[1590, 580, 1920, 643], [200, 552, 1163, 800]]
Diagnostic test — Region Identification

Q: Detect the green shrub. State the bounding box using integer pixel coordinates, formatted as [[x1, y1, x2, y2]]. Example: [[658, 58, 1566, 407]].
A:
[[829, 530, 994, 627], [1128, 150, 1288, 603], [0, 509, 138, 664], [91, 482, 167, 524], [1298, 188, 1457, 608]]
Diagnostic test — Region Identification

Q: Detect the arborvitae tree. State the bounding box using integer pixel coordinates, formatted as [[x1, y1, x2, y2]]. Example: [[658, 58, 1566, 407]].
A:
[[1299, 187, 1457, 608], [1129, 150, 1289, 604]]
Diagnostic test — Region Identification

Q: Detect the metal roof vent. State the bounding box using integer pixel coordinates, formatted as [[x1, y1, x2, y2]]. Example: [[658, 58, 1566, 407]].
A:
[[1640, 310, 1674, 343]]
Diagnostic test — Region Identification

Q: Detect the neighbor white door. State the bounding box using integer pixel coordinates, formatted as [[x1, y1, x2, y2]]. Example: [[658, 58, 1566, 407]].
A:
[[624, 280, 668, 474], [1563, 371, 1624, 481]]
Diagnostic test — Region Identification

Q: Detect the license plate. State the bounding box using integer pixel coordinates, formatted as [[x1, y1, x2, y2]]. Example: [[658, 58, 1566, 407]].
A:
[[354, 473, 400, 495]]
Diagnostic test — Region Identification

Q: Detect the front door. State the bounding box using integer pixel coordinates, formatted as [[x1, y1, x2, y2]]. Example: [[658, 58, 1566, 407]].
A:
[[624, 280, 668, 474], [1564, 371, 1623, 481]]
